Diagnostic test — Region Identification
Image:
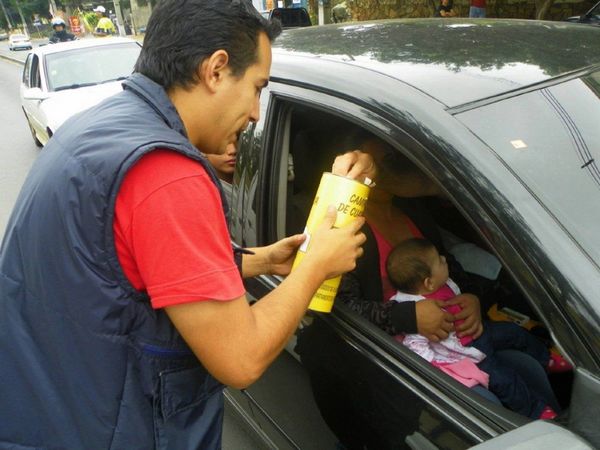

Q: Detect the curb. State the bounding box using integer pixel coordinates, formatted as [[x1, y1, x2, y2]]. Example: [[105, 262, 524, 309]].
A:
[[0, 53, 25, 65]]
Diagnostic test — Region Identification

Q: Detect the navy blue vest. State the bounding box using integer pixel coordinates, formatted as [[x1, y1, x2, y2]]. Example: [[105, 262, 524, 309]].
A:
[[0, 74, 228, 449]]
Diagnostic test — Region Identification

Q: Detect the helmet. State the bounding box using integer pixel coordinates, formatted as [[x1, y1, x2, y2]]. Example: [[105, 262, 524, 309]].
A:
[[51, 17, 66, 29], [93, 5, 106, 13]]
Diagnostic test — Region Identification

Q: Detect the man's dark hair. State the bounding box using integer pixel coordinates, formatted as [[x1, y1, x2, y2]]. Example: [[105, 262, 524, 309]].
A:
[[386, 238, 435, 294], [135, 0, 282, 90]]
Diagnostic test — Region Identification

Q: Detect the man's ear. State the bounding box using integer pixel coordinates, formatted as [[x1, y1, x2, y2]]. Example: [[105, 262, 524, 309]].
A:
[[197, 50, 230, 93]]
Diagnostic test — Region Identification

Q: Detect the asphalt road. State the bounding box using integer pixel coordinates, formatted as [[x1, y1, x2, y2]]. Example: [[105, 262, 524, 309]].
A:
[[0, 54, 38, 236], [0, 49, 272, 449]]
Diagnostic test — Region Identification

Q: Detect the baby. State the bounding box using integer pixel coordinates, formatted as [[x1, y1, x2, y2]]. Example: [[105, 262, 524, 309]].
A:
[[386, 238, 566, 420]]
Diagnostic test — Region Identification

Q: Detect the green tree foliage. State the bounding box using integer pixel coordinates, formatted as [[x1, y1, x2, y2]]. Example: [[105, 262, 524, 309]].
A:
[[2, 0, 50, 31], [10, 0, 51, 20], [83, 10, 98, 29]]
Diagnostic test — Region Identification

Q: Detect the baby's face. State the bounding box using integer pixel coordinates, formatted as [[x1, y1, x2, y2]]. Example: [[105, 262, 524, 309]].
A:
[[426, 247, 449, 291]]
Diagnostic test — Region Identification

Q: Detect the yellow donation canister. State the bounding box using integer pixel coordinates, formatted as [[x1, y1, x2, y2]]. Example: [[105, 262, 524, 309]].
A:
[[292, 172, 370, 313]]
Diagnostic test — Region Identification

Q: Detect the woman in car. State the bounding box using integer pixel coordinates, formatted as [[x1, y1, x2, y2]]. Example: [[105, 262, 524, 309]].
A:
[[332, 133, 561, 409]]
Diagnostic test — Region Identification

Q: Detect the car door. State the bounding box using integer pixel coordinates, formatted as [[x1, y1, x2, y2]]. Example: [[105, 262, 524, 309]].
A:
[[230, 81, 525, 449], [21, 53, 47, 140], [21, 53, 33, 117], [230, 71, 600, 448], [226, 88, 339, 450]]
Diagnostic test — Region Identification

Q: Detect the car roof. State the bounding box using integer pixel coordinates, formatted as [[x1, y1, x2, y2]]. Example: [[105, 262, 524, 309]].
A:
[[272, 18, 600, 107], [32, 37, 139, 56]]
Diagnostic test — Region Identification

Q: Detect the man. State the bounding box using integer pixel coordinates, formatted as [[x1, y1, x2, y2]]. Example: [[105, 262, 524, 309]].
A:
[[49, 17, 76, 43], [331, 1, 349, 23], [0, 0, 372, 448], [435, 0, 457, 17], [93, 5, 116, 35], [469, 0, 486, 17]]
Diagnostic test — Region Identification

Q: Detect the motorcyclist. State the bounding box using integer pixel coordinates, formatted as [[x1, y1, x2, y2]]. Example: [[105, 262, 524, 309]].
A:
[[49, 17, 76, 43]]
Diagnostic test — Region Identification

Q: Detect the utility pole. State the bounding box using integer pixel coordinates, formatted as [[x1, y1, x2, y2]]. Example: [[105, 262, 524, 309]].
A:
[[0, 0, 13, 30], [112, 0, 126, 36], [48, 0, 58, 16], [15, 0, 29, 36]]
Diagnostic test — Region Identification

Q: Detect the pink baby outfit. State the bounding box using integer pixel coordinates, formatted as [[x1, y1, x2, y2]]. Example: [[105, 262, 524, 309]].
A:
[[391, 280, 489, 388]]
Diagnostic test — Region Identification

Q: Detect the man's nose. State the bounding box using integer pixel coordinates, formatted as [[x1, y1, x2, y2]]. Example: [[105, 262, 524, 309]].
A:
[[249, 96, 260, 123]]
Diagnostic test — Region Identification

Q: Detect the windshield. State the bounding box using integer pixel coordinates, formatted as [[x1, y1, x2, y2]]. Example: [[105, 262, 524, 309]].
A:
[[457, 69, 600, 265], [11, 34, 27, 40], [45, 42, 141, 92]]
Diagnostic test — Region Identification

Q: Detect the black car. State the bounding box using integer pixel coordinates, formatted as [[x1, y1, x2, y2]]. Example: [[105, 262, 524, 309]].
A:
[[264, 7, 312, 29], [565, 0, 600, 26], [224, 19, 600, 449]]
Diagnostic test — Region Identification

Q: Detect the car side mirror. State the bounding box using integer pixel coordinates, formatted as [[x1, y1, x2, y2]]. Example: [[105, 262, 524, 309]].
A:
[[23, 87, 49, 101]]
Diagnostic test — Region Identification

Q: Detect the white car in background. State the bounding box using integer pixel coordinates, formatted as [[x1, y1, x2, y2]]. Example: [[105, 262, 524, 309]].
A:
[[9, 33, 32, 50], [20, 37, 141, 146]]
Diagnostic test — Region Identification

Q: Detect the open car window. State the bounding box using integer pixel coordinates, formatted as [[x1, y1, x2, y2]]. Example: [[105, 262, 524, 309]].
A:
[[261, 97, 575, 433]]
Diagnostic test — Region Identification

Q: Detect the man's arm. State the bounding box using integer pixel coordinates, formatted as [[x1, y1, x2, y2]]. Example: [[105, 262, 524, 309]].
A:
[[166, 209, 365, 389], [240, 234, 305, 279], [241, 150, 378, 280], [166, 259, 324, 388]]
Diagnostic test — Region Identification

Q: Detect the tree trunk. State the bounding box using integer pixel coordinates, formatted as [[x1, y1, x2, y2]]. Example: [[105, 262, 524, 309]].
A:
[[0, 0, 13, 29], [535, 0, 555, 19]]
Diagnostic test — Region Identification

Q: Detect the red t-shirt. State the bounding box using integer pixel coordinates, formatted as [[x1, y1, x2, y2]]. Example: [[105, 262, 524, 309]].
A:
[[113, 149, 245, 309]]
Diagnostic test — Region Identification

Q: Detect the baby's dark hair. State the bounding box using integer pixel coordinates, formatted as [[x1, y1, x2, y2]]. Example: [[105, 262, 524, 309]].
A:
[[386, 238, 436, 294]]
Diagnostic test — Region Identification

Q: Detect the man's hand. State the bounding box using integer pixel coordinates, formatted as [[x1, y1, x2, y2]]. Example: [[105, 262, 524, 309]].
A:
[[244, 207, 365, 279], [331, 150, 377, 184], [303, 206, 366, 280], [264, 234, 306, 276], [415, 299, 455, 342], [446, 293, 483, 340]]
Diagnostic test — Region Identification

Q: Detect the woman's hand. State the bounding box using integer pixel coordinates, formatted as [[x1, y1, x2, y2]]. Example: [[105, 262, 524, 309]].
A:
[[331, 150, 377, 184], [446, 293, 483, 340], [415, 299, 455, 342]]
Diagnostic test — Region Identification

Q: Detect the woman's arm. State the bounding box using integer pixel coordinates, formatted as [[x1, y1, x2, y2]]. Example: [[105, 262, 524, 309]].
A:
[[337, 272, 399, 335], [337, 273, 455, 341]]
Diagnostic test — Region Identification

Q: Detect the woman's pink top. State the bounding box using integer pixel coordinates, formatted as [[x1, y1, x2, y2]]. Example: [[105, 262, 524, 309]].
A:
[[370, 217, 423, 302]]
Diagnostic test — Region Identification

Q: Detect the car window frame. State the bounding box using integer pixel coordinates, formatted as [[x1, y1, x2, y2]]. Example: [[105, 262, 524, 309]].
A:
[[231, 74, 600, 444], [22, 53, 32, 88], [245, 81, 531, 439], [30, 55, 41, 89]]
